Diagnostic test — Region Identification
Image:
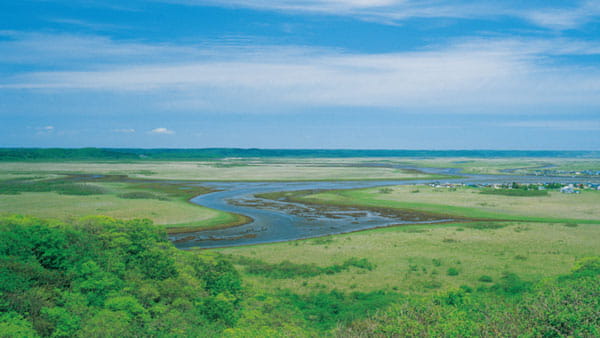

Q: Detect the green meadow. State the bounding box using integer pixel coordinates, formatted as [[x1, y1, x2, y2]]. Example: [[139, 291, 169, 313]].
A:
[[1, 157, 599, 337], [220, 221, 600, 294], [0, 158, 442, 181], [267, 184, 600, 222], [0, 176, 246, 233]]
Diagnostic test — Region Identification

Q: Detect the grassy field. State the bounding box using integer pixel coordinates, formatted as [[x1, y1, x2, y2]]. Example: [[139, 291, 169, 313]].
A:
[[218, 221, 599, 295], [0, 180, 247, 233], [0, 159, 443, 181], [222, 182, 600, 297], [0, 158, 449, 233], [384, 157, 600, 175], [271, 184, 600, 222]]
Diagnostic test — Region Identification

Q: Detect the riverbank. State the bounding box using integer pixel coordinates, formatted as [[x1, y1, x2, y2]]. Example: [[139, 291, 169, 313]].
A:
[[258, 184, 600, 224]]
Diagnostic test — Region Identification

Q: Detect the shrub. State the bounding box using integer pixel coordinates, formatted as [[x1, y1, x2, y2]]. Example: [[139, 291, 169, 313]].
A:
[[422, 280, 442, 289], [493, 272, 531, 295], [447, 268, 459, 276], [233, 256, 374, 279], [0, 179, 106, 196], [118, 192, 169, 200], [478, 275, 493, 283]]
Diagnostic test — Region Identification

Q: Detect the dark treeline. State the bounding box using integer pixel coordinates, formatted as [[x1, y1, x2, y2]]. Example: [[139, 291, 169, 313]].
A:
[[2, 148, 599, 161]]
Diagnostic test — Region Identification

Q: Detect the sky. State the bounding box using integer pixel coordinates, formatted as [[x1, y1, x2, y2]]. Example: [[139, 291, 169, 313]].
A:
[[1, 0, 599, 149]]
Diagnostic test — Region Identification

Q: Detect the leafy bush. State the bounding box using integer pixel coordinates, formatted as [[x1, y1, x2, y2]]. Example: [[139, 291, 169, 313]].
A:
[[233, 256, 375, 279], [118, 192, 169, 200], [492, 272, 531, 295], [478, 275, 493, 283], [0, 179, 106, 196], [280, 290, 398, 330], [447, 268, 459, 276]]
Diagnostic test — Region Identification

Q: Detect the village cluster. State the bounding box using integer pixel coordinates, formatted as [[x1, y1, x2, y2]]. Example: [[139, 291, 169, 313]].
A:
[[530, 169, 600, 177], [428, 182, 600, 194]]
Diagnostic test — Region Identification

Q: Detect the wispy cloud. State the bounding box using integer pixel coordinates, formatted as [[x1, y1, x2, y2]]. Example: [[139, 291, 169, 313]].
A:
[[35, 125, 55, 135], [0, 31, 235, 67], [47, 18, 131, 32], [164, 0, 600, 29], [499, 120, 600, 131], [150, 127, 175, 134], [522, 1, 600, 30], [2, 34, 600, 113], [113, 128, 136, 133]]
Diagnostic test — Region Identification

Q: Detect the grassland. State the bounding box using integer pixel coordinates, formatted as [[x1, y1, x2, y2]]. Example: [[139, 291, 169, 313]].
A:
[[377, 157, 600, 176], [0, 158, 449, 233], [0, 179, 248, 233], [0, 159, 443, 181], [219, 221, 599, 295], [266, 184, 600, 223], [227, 181, 600, 297]]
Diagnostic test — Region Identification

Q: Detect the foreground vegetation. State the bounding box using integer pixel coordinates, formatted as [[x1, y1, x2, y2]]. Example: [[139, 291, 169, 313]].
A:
[[1, 214, 598, 337]]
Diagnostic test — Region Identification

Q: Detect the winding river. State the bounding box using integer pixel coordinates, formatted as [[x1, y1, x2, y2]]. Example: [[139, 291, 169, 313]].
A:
[[169, 167, 600, 249]]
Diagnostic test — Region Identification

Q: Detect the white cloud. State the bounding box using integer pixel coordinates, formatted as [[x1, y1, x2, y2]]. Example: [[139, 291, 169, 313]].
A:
[[1, 32, 600, 114], [113, 128, 136, 133], [34, 125, 55, 135], [164, 0, 600, 29], [2, 36, 600, 113], [150, 127, 175, 134], [522, 1, 600, 30]]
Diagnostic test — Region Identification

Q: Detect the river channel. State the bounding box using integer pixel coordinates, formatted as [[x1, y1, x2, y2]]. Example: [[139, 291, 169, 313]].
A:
[[169, 167, 600, 249]]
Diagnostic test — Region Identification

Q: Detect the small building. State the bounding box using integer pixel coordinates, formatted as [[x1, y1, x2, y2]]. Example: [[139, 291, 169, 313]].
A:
[[560, 186, 580, 194]]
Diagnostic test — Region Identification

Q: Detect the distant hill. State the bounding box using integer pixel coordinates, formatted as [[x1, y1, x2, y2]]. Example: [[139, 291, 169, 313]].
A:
[[1, 148, 599, 161]]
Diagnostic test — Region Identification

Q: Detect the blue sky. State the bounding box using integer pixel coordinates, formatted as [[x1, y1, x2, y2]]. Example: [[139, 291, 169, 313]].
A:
[[1, 0, 599, 149]]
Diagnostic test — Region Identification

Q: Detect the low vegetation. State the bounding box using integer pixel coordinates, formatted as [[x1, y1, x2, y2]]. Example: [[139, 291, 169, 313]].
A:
[[118, 191, 169, 200], [276, 184, 600, 222], [0, 178, 107, 196], [479, 188, 549, 197], [231, 256, 375, 279], [1, 214, 598, 337], [0, 176, 243, 233]]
